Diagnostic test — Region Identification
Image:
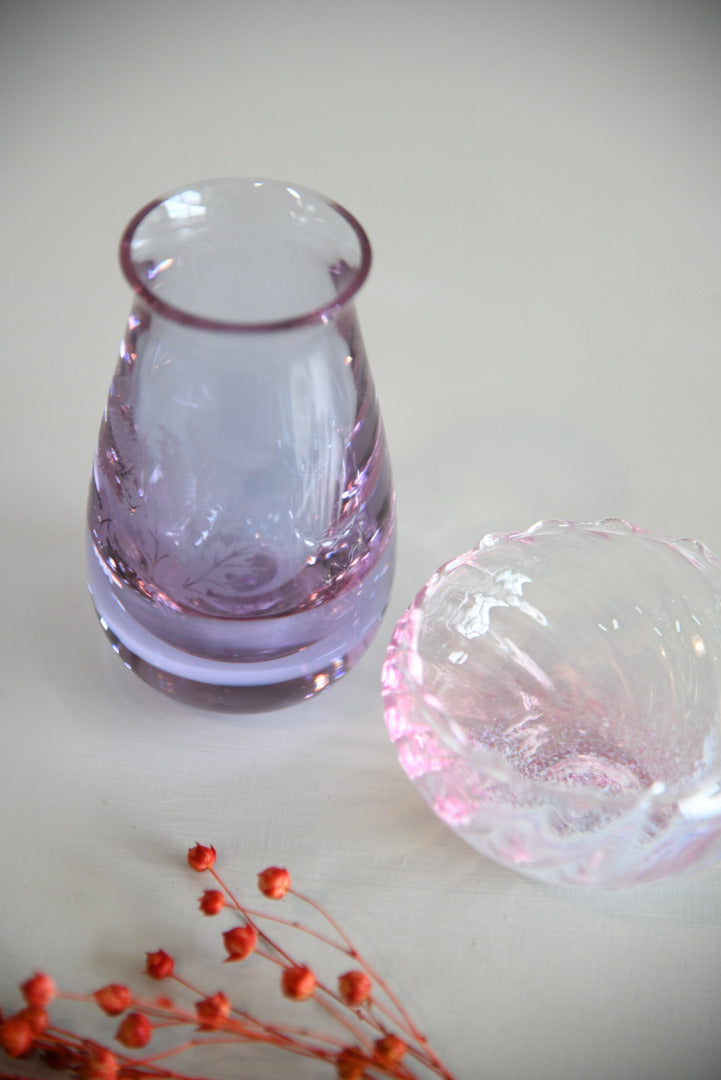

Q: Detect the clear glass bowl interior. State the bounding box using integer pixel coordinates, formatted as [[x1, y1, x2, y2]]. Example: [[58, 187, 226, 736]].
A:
[[383, 520, 721, 886]]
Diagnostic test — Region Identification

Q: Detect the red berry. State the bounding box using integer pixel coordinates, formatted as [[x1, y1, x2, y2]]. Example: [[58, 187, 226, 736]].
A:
[[187, 843, 216, 872], [144, 949, 174, 980], [336, 1046, 366, 1079], [281, 965, 317, 1002], [195, 991, 230, 1029], [223, 925, 257, 962], [20, 971, 55, 1007], [338, 970, 372, 1007], [0, 1016, 34, 1058], [257, 866, 291, 899], [374, 1032, 407, 1064], [93, 984, 132, 1016], [17, 1005, 48, 1035], [79, 1046, 118, 1079], [115, 1011, 152, 1049], [198, 889, 225, 915]]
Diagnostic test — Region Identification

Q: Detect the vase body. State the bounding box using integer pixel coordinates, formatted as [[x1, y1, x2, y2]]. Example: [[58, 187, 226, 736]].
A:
[[87, 179, 395, 709]]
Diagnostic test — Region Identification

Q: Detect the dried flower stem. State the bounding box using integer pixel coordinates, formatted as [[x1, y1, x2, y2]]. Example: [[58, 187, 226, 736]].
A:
[[207, 866, 410, 1064], [290, 889, 426, 1045], [211, 885, 429, 1053], [214, 875, 452, 1080], [0, 846, 457, 1080]]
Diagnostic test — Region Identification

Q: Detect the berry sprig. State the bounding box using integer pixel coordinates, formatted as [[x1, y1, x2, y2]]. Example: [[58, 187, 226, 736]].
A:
[[0, 845, 457, 1080]]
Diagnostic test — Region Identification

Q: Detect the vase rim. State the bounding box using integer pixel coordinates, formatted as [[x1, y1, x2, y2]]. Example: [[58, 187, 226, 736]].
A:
[[118, 177, 372, 333]]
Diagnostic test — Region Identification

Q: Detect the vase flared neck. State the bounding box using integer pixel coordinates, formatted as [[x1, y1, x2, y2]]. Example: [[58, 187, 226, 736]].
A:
[[119, 178, 372, 333]]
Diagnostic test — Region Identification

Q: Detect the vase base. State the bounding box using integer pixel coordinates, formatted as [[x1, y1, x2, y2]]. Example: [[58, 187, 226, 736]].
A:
[[86, 528, 394, 711], [95, 616, 372, 712]]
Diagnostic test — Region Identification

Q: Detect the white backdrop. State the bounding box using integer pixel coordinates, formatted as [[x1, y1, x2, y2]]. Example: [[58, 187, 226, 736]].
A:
[[1, 2, 720, 1078]]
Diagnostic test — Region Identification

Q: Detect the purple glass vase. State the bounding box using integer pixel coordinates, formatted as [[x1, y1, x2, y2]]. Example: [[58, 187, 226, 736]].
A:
[[87, 179, 395, 710]]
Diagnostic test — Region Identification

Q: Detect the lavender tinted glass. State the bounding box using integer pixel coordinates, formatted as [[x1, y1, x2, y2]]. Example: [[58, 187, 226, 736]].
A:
[[87, 179, 395, 709]]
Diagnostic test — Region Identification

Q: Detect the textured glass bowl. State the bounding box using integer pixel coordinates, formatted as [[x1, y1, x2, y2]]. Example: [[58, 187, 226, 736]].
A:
[[382, 520, 721, 887]]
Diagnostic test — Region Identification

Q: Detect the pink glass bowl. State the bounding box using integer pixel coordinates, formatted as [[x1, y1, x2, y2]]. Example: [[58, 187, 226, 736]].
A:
[[382, 520, 721, 887]]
